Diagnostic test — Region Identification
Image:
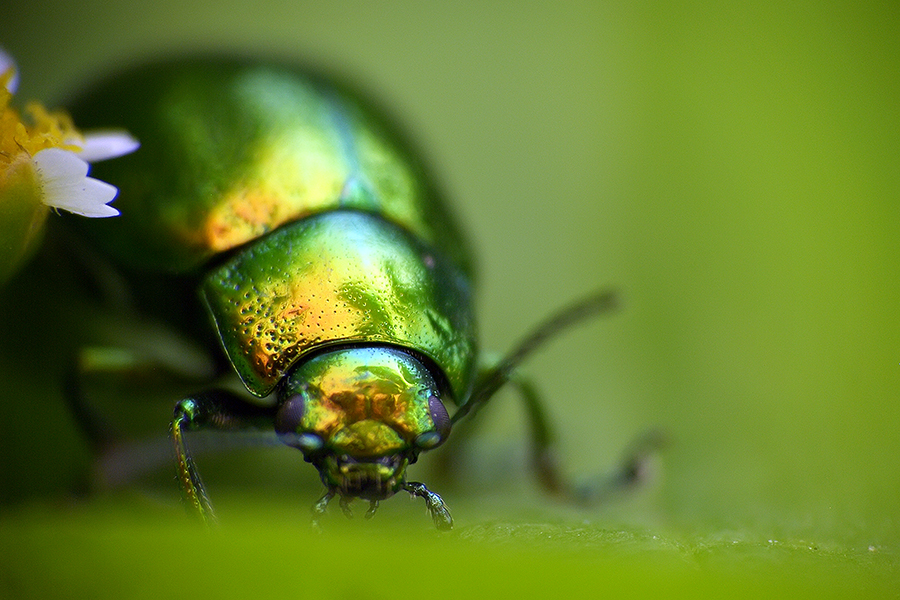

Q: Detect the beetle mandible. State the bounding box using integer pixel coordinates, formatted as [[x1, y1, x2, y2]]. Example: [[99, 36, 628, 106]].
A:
[[65, 58, 658, 529]]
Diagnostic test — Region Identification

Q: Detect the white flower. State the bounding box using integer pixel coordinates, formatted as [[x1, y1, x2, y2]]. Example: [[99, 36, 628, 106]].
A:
[[32, 147, 120, 217], [33, 130, 141, 217], [1, 48, 139, 218], [0, 48, 18, 94], [76, 129, 141, 163], [1, 47, 139, 281]]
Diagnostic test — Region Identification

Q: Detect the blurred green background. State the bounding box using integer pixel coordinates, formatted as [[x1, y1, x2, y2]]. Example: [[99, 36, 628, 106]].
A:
[[2, 1, 898, 597]]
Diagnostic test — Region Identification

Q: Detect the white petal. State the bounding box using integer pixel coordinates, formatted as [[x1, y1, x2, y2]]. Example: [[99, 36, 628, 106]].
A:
[[0, 47, 18, 94], [32, 148, 120, 217], [34, 147, 88, 180], [78, 130, 140, 162]]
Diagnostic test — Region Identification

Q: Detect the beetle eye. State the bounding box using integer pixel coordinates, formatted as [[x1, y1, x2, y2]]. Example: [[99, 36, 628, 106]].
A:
[[414, 395, 450, 450], [426, 394, 451, 445], [275, 394, 305, 438]]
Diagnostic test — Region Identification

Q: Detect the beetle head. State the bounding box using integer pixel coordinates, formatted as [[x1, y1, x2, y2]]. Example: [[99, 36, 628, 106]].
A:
[[275, 346, 451, 501]]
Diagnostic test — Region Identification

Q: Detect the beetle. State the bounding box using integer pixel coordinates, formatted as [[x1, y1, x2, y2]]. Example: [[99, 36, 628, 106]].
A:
[[61, 57, 658, 529]]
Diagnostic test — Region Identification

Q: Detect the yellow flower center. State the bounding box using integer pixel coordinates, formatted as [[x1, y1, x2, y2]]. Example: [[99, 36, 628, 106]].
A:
[[1, 65, 83, 167]]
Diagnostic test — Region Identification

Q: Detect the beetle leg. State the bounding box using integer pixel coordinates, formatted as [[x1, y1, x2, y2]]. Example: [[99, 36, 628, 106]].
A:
[[171, 390, 276, 525], [508, 376, 566, 496], [64, 349, 127, 457], [338, 496, 354, 519], [450, 288, 665, 505], [64, 344, 216, 491], [364, 500, 380, 519], [401, 481, 453, 530], [452, 289, 618, 423], [171, 411, 215, 525], [572, 428, 669, 504], [509, 375, 667, 503], [311, 489, 335, 530]]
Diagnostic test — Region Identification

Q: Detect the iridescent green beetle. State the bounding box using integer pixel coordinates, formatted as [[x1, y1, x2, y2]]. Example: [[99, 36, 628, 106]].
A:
[[68, 58, 657, 529]]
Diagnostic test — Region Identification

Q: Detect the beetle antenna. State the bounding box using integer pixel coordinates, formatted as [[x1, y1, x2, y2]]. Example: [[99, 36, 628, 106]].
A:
[[453, 288, 618, 423]]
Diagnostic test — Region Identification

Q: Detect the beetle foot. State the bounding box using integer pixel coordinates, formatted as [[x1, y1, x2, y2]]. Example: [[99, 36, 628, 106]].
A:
[[311, 489, 335, 529], [402, 481, 453, 530], [364, 500, 379, 519], [339, 495, 354, 519], [573, 428, 669, 504]]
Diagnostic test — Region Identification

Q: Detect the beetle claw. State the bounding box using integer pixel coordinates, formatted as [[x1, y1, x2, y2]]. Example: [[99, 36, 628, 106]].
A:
[[311, 489, 335, 529], [402, 481, 453, 530], [339, 496, 354, 519]]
